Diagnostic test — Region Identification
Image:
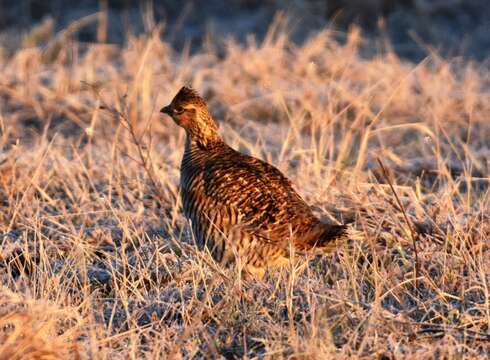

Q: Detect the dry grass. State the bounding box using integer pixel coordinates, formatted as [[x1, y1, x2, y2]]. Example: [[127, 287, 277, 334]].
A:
[[0, 15, 489, 359]]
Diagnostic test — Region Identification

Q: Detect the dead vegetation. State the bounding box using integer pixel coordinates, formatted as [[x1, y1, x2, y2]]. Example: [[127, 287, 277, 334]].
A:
[[0, 14, 489, 359]]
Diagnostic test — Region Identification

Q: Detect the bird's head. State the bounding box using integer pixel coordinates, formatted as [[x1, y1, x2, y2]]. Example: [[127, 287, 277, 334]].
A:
[[160, 86, 220, 147]]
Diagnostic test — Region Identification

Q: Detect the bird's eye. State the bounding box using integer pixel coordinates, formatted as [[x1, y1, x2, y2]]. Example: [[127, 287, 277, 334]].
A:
[[174, 106, 185, 114]]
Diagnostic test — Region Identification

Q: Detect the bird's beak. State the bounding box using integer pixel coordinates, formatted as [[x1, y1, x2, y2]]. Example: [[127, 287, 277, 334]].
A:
[[160, 105, 172, 115]]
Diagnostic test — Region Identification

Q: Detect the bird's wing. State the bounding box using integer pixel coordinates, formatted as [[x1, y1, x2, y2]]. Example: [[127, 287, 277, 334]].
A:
[[203, 153, 314, 245]]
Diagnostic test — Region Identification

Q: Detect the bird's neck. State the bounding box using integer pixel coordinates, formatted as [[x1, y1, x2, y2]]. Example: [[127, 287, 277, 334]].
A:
[[186, 113, 222, 149], [186, 130, 222, 151]]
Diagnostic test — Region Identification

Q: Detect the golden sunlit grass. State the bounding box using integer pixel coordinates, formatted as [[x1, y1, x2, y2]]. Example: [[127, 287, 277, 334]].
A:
[[0, 15, 489, 359]]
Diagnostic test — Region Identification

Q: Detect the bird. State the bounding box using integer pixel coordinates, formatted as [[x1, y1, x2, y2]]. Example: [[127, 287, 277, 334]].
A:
[[160, 86, 351, 278]]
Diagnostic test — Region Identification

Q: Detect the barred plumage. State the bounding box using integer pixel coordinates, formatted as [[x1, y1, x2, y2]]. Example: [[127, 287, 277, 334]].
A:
[[161, 86, 350, 277]]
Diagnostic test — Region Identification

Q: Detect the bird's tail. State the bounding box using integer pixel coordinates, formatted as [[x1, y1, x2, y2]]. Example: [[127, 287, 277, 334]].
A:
[[315, 222, 349, 253], [309, 219, 363, 253]]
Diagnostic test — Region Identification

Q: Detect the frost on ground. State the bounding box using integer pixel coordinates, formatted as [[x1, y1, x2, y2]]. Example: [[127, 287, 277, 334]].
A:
[[0, 17, 489, 359]]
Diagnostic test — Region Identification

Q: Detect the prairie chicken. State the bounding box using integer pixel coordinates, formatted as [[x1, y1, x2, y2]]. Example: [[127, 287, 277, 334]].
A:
[[161, 86, 350, 278]]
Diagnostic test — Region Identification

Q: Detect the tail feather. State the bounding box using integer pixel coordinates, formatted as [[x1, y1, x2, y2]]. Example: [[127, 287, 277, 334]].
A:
[[296, 220, 351, 253], [319, 223, 349, 243], [316, 223, 350, 252]]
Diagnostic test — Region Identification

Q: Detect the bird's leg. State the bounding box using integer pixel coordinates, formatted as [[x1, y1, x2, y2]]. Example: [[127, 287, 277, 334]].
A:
[[243, 265, 265, 280]]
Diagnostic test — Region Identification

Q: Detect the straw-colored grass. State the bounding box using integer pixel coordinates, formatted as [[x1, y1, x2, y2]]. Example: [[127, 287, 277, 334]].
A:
[[0, 15, 489, 359]]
